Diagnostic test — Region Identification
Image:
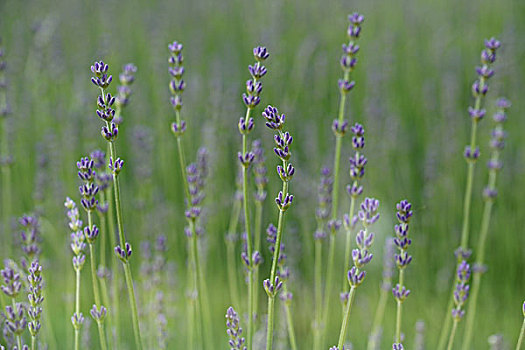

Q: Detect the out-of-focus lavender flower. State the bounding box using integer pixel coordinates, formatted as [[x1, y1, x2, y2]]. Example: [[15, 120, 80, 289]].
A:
[[19, 214, 41, 266], [114, 63, 137, 124], [452, 261, 471, 320], [90, 305, 107, 322], [168, 41, 186, 135], [114, 242, 133, 263], [225, 306, 247, 350], [393, 344, 404, 350], [414, 320, 425, 350], [252, 140, 268, 202], [314, 167, 333, 240], [27, 261, 44, 339], [381, 238, 396, 291], [4, 302, 27, 337], [1, 266, 21, 298]]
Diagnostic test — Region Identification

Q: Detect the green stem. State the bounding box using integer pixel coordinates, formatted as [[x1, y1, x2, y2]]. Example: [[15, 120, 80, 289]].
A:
[[12, 299, 22, 350], [446, 319, 459, 350], [226, 196, 242, 308], [123, 261, 142, 350], [266, 175, 289, 350], [367, 284, 389, 350], [195, 232, 213, 347], [313, 239, 323, 350], [105, 185, 120, 347], [74, 268, 81, 350], [337, 285, 356, 348], [253, 200, 263, 326], [32, 335, 36, 350], [321, 231, 337, 347], [395, 269, 405, 343], [516, 318, 525, 350], [241, 109, 255, 347], [283, 285, 298, 350], [266, 296, 275, 350], [342, 193, 357, 292]]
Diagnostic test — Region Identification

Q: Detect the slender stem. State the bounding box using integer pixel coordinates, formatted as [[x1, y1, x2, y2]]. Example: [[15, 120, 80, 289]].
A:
[[516, 318, 525, 350], [241, 107, 255, 348], [321, 231, 337, 347], [32, 335, 36, 350], [266, 173, 288, 350], [74, 268, 81, 350], [266, 296, 275, 350], [105, 185, 120, 347], [446, 319, 459, 350], [343, 193, 357, 292], [283, 285, 298, 350], [253, 200, 263, 326], [97, 323, 108, 350], [337, 286, 356, 348], [395, 269, 405, 343], [367, 285, 389, 350], [99, 191, 107, 269], [194, 228, 213, 347], [313, 239, 323, 350], [123, 261, 142, 350], [187, 297, 195, 349]]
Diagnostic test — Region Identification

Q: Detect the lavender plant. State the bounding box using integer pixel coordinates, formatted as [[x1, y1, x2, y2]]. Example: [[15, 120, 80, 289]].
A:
[[1, 264, 25, 349], [27, 261, 44, 349], [252, 139, 268, 326], [91, 60, 142, 349], [237, 46, 269, 347], [335, 197, 379, 349], [462, 98, 511, 349], [19, 215, 41, 269], [77, 156, 107, 350], [113, 63, 137, 125], [225, 306, 247, 350], [168, 41, 212, 348], [438, 37, 501, 350], [313, 167, 332, 349], [392, 200, 414, 347], [0, 40, 13, 259], [322, 13, 364, 348], [446, 261, 471, 350], [65, 197, 85, 350], [261, 105, 295, 350]]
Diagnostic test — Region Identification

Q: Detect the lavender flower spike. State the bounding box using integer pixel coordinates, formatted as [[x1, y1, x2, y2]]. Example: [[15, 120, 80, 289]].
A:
[[225, 307, 247, 350], [337, 197, 379, 349], [27, 261, 44, 348], [446, 261, 471, 350]]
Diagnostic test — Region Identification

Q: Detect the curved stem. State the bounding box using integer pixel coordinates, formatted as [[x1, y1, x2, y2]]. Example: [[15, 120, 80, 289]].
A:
[[283, 284, 298, 350], [337, 286, 356, 349], [446, 319, 459, 350], [367, 285, 389, 350], [516, 318, 525, 350]]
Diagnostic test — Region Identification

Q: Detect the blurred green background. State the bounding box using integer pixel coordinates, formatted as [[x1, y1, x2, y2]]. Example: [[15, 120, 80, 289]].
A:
[[0, 0, 524, 348]]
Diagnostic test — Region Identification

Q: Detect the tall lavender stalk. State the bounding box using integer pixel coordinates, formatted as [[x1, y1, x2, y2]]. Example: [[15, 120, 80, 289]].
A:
[[342, 123, 366, 294], [252, 139, 268, 326], [27, 261, 44, 349], [392, 200, 413, 347], [168, 41, 213, 347], [516, 302, 525, 350], [323, 14, 364, 347], [313, 167, 332, 349], [446, 261, 471, 350], [238, 46, 269, 347], [91, 60, 142, 349], [77, 157, 108, 350], [335, 197, 378, 349], [367, 238, 395, 350], [262, 105, 295, 350], [66, 197, 86, 350], [0, 41, 13, 258], [226, 306, 247, 350], [462, 98, 511, 350], [438, 37, 501, 350]]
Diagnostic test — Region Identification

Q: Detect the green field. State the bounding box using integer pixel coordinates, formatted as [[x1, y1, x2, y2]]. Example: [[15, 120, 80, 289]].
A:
[[0, 0, 524, 348]]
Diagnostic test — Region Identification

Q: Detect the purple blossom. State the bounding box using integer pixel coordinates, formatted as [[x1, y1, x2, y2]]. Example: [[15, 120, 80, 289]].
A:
[[225, 307, 247, 350]]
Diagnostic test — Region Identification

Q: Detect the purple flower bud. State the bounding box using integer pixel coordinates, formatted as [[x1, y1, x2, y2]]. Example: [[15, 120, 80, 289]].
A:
[[253, 46, 270, 61], [90, 305, 107, 321], [238, 117, 255, 134], [332, 119, 349, 136], [168, 41, 183, 54], [338, 79, 356, 93], [109, 157, 124, 174], [248, 62, 267, 79], [468, 107, 486, 121], [463, 146, 480, 161], [171, 120, 187, 136], [392, 284, 411, 302]]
